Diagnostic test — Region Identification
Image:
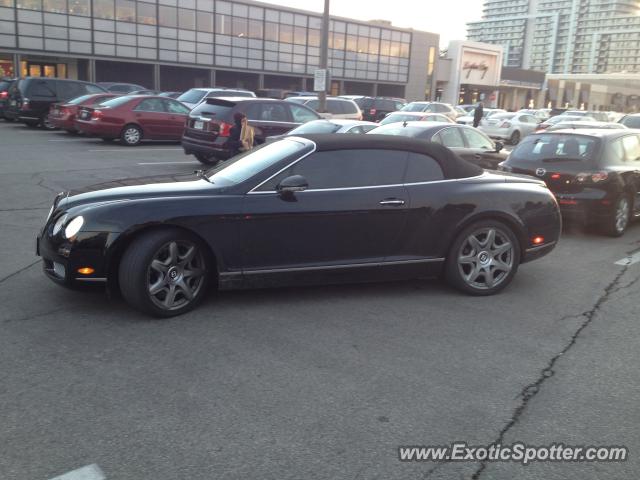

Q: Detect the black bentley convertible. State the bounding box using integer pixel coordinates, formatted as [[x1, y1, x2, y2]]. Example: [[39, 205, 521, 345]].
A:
[[37, 135, 561, 316]]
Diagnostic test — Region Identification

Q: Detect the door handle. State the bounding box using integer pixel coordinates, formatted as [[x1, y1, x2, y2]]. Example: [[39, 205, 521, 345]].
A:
[[474, 153, 483, 159], [379, 199, 405, 206]]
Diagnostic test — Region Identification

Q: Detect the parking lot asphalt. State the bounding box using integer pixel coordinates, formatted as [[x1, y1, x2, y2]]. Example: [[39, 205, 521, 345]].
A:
[[0, 122, 638, 480]]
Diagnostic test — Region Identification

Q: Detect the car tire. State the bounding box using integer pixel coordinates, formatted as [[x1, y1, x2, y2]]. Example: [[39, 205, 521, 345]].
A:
[[120, 124, 143, 146], [602, 194, 632, 237], [119, 229, 212, 317], [102, 137, 115, 142], [3, 116, 15, 122], [509, 130, 521, 145], [195, 153, 220, 166], [25, 120, 39, 128], [65, 129, 77, 134], [41, 115, 56, 130], [445, 219, 521, 296]]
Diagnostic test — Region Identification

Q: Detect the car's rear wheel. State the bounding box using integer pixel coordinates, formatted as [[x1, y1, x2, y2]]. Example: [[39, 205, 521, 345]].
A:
[[25, 120, 39, 128], [3, 116, 15, 122], [121, 124, 142, 146], [119, 229, 212, 317], [509, 130, 521, 145], [41, 115, 56, 130], [602, 194, 631, 237], [65, 129, 77, 134], [102, 137, 115, 142], [195, 153, 220, 166], [445, 220, 520, 295]]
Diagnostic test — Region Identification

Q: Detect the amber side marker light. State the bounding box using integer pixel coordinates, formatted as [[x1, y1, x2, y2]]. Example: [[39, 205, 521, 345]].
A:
[[532, 236, 545, 245], [77, 267, 95, 275]]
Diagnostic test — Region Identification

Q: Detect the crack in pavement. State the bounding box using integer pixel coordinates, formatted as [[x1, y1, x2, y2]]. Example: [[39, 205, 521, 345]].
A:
[[468, 255, 637, 480], [3, 307, 67, 324], [0, 260, 40, 286]]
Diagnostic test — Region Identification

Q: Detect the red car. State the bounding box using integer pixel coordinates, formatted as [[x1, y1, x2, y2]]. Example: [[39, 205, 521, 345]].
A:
[[49, 93, 120, 133], [74, 95, 191, 145]]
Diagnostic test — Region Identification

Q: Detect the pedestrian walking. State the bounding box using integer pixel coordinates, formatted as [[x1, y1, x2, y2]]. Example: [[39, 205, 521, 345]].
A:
[[473, 102, 484, 128]]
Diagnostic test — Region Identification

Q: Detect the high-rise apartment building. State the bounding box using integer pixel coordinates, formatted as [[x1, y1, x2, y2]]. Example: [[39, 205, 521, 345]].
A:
[[468, 0, 640, 74]]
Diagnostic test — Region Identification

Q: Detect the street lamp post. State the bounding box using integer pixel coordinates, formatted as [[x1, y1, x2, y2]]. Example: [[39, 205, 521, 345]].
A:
[[317, 0, 330, 113]]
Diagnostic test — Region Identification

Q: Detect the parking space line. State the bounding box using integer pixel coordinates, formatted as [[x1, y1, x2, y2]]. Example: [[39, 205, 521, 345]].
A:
[[615, 251, 640, 266], [137, 161, 200, 165], [88, 148, 182, 152], [48, 464, 105, 480], [48, 139, 93, 142]]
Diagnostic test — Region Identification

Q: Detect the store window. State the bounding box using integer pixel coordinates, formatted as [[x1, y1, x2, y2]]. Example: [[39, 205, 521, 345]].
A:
[[159, 5, 177, 27], [248, 19, 262, 39], [179, 8, 195, 30], [116, 0, 135, 22], [43, 0, 66, 13], [215, 13, 229, 35], [196, 12, 213, 32], [16, 0, 41, 10], [232, 16, 247, 37], [0, 0, 14, 6], [94, 0, 114, 19], [137, 2, 156, 25], [68, 0, 89, 16], [265, 22, 278, 42]]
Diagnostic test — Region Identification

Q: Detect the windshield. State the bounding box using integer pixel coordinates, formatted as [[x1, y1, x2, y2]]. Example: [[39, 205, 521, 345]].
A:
[[490, 113, 515, 121], [621, 116, 640, 128], [285, 97, 308, 104], [380, 113, 421, 125], [207, 139, 309, 186], [177, 89, 207, 104], [288, 120, 341, 134], [510, 134, 600, 163], [367, 124, 424, 137], [190, 100, 234, 120], [99, 96, 133, 108], [401, 103, 428, 112]]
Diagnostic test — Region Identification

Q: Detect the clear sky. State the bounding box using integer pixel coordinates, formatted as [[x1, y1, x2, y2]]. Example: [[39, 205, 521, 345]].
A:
[[255, 0, 484, 48]]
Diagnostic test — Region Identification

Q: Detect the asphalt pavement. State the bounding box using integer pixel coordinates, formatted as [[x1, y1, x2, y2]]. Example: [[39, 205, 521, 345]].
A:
[[0, 122, 638, 480]]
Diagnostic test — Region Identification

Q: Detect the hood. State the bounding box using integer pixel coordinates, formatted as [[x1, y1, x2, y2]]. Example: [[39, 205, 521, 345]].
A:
[[58, 173, 215, 211]]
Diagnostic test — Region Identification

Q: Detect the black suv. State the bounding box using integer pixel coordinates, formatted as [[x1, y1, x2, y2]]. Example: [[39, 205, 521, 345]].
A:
[[0, 77, 16, 121], [6, 77, 106, 128], [343, 96, 406, 122], [182, 97, 321, 165]]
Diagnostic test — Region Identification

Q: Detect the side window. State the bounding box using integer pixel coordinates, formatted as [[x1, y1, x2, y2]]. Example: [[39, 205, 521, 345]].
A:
[[435, 127, 465, 148], [345, 126, 363, 134], [30, 80, 56, 97], [258, 149, 408, 191], [622, 135, 640, 162], [58, 82, 84, 100], [609, 139, 626, 165], [379, 99, 396, 111], [243, 103, 262, 120], [404, 153, 444, 183], [342, 101, 358, 114], [394, 101, 406, 110], [165, 99, 190, 114], [327, 99, 343, 115], [86, 84, 104, 94], [462, 128, 494, 150], [135, 98, 166, 112], [259, 103, 289, 122], [289, 104, 319, 123], [305, 99, 320, 110]]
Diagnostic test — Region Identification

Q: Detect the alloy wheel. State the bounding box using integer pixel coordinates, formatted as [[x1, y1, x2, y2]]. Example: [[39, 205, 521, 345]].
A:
[[615, 197, 630, 234], [457, 227, 514, 290], [147, 240, 206, 311], [124, 127, 141, 145]]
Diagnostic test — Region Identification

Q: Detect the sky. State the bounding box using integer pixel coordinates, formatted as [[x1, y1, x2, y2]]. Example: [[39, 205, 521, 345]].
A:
[[255, 0, 484, 48]]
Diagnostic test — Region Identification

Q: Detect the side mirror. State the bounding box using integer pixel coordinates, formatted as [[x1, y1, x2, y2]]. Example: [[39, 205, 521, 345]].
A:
[[277, 175, 308, 195], [494, 141, 504, 153]]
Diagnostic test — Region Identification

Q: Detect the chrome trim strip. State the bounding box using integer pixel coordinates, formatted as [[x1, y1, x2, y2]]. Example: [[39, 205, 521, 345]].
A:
[[248, 138, 318, 192], [238, 258, 445, 276], [525, 241, 557, 254], [74, 277, 107, 282]]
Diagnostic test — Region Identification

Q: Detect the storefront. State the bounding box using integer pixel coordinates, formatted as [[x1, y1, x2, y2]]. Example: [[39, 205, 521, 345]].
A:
[[498, 67, 545, 110]]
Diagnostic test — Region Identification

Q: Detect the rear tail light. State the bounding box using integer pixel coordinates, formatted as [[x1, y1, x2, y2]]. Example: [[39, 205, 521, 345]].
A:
[[369, 108, 377, 116], [218, 121, 233, 137], [0, 91, 8, 99], [91, 109, 104, 120], [576, 171, 608, 183], [499, 121, 511, 128], [551, 173, 561, 180], [21, 98, 30, 110]]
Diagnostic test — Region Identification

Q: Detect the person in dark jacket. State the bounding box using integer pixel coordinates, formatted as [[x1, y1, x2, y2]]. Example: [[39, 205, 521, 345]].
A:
[[473, 102, 484, 128], [226, 112, 245, 156]]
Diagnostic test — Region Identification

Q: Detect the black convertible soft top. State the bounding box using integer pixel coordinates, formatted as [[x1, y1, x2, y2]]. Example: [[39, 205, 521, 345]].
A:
[[293, 134, 483, 179]]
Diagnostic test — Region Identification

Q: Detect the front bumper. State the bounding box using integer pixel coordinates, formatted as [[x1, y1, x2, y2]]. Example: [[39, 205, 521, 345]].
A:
[[37, 229, 115, 286]]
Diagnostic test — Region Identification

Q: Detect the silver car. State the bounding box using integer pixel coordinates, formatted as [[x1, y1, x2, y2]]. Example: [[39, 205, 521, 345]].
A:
[[546, 120, 627, 132], [265, 119, 377, 142], [479, 112, 540, 144], [456, 108, 507, 126], [399, 101, 458, 121], [379, 111, 454, 126]]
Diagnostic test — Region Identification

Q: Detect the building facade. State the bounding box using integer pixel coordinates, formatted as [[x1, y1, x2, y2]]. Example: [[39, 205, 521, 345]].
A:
[[468, 0, 640, 74], [0, 0, 439, 100]]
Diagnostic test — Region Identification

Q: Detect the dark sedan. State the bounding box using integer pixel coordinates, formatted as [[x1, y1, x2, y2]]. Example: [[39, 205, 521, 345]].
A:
[[499, 129, 640, 236], [37, 135, 560, 317], [368, 121, 507, 169]]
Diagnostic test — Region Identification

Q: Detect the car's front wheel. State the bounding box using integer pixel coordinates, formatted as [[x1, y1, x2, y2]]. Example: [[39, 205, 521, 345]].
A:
[[121, 124, 143, 146], [41, 115, 56, 130], [602, 194, 631, 237], [195, 153, 220, 166], [445, 220, 521, 295], [509, 130, 521, 145], [119, 229, 212, 317]]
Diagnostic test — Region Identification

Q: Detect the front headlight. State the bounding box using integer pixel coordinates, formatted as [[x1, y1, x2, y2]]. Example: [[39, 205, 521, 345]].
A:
[[64, 216, 84, 239], [52, 213, 68, 235]]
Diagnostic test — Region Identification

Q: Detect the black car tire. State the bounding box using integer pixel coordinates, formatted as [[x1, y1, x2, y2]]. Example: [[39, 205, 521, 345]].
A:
[[120, 124, 143, 146], [40, 115, 56, 130], [445, 219, 521, 296], [602, 194, 632, 237], [3, 116, 15, 122], [65, 129, 77, 134], [102, 137, 115, 142], [119, 229, 212, 317], [25, 120, 39, 128], [195, 153, 220, 166], [509, 130, 521, 145]]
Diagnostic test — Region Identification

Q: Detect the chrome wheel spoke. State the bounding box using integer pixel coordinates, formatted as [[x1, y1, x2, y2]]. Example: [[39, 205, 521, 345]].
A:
[[176, 279, 194, 300], [493, 259, 512, 273], [466, 264, 482, 283], [485, 268, 495, 288], [458, 227, 514, 290], [491, 241, 512, 256], [458, 254, 476, 265], [183, 267, 205, 279], [179, 246, 196, 266], [484, 229, 496, 249], [151, 259, 168, 273], [163, 284, 177, 308], [168, 241, 179, 265], [149, 278, 166, 295], [468, 235, 482, 251]]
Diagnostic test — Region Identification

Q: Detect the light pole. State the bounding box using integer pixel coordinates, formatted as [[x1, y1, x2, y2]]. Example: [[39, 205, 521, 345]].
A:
[[317, 0, 330, 113]]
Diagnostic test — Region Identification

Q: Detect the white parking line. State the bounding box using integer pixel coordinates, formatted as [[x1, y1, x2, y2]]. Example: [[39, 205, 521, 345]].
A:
[[137, 161, 200, 165], [48, 139, 92, 142], [88, 148, 182, 152], [48, 464, 105, 480], [615, 251, 640, 266]]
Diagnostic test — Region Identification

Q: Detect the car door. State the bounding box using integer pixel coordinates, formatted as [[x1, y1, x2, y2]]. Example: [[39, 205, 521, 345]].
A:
[[162, 99, 190, 139], [459, 127, 505, 169], [620, 134, 640, 215], [242, 101, 294, 142], [518, 114, 537, 136], [132, 98, 168, 138], [240, 149, 410, 275], [431, 126, 467, 158]]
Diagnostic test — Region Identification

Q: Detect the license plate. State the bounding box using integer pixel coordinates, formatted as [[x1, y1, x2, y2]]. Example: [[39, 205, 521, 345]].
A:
[[80, 110, 89, 119], [194, 120, 204, 130]]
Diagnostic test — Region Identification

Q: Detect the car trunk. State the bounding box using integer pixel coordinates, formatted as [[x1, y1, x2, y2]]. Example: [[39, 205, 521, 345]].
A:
[[185, 98, 236, 142]]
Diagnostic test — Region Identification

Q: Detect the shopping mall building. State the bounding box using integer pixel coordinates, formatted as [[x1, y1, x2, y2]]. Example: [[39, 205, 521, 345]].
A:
[[0, 0, 439, 100]]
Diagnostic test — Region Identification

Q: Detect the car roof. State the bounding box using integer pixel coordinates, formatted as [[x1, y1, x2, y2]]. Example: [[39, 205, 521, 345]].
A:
[[532, 129, 628, 138], [323, 119, 375, 126], [293, 134, 482, 179], [388, 111, 430, 116]]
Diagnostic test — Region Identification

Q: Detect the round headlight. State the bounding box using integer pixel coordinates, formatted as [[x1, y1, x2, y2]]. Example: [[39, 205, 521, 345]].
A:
[[52, 213, 68, 236], [64, 216, 84, 239]]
